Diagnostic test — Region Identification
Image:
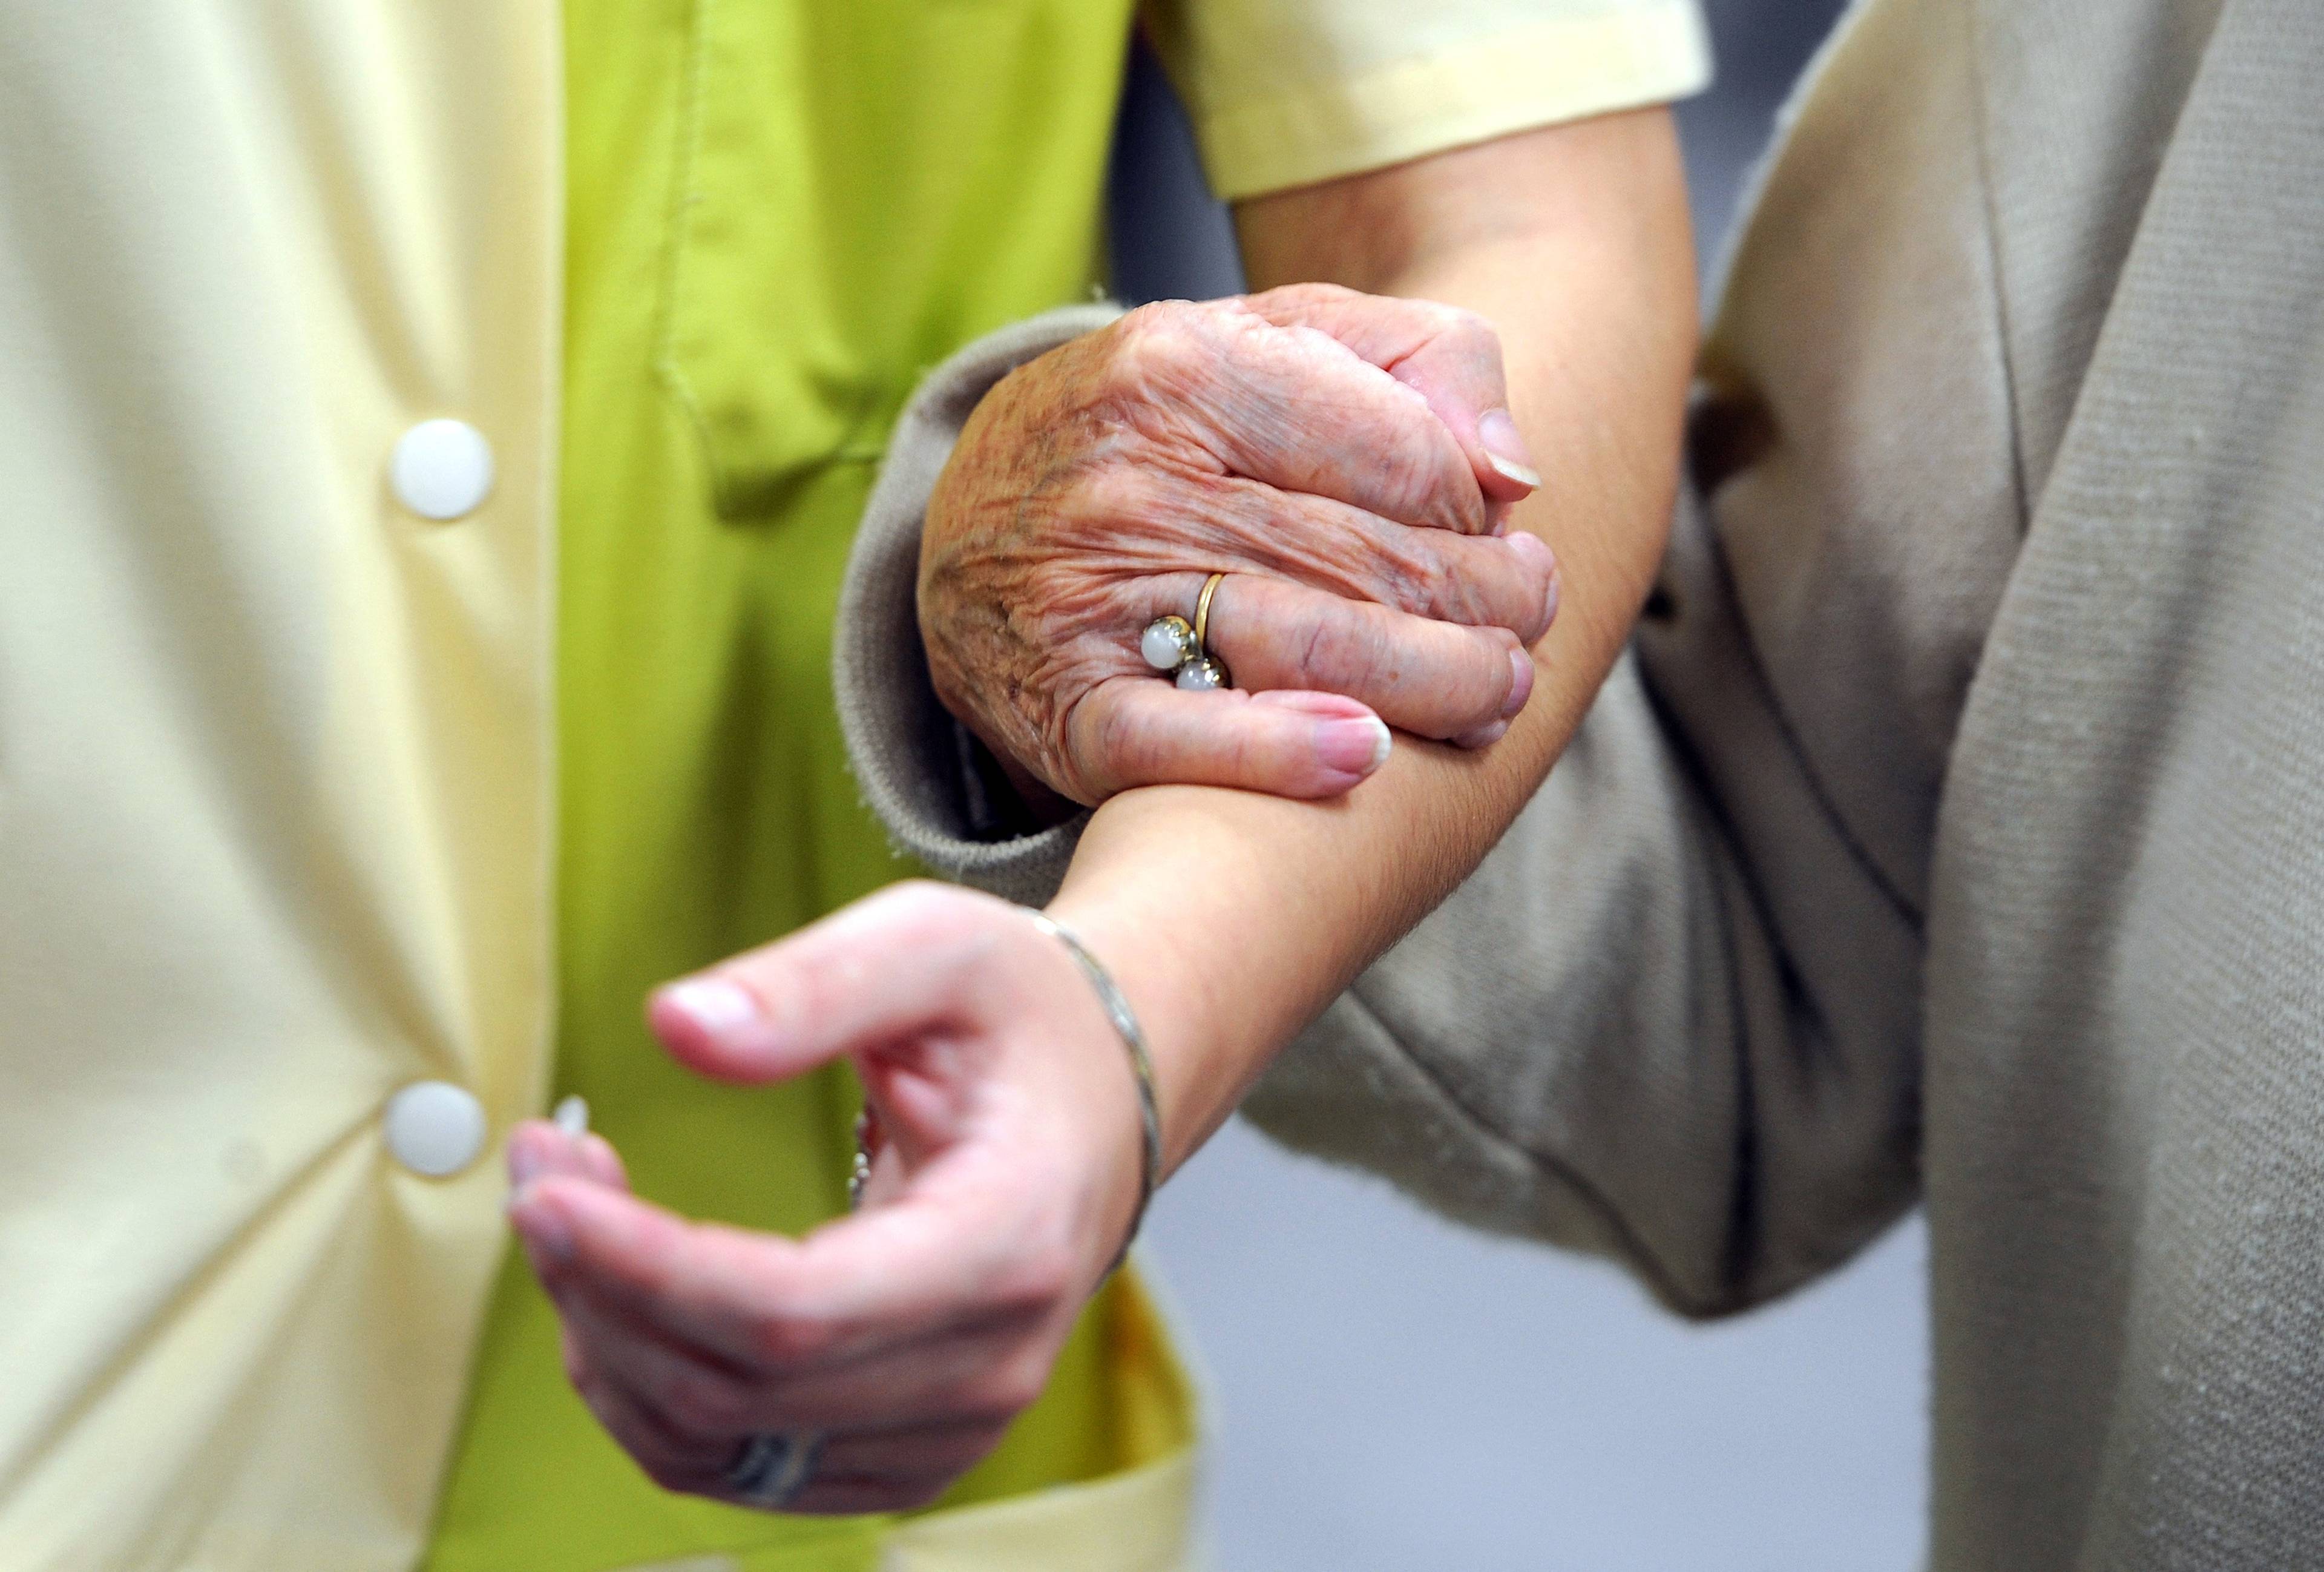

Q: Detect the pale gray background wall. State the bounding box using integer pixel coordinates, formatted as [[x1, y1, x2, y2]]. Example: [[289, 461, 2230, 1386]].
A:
[[1107, 5, 1934, 1568]]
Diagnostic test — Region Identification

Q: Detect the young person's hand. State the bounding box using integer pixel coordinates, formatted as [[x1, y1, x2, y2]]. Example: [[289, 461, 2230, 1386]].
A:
[[505, 883, 1149, 1514]]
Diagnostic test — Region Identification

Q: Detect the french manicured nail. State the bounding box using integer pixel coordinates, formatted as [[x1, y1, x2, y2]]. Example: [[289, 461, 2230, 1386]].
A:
[[1316, 715, 1393, 778], [508, 1186, 574, 1261], [660, 976, 761, 1036], [1478, 409, 1541, 490], [1501, 648, 1535, 720], [553, 1094, 590, 1138]]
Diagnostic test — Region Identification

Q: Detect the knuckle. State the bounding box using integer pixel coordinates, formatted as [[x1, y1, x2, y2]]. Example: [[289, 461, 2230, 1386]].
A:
[[1463, 633, 1516, 720], [1442, 303, 1501, 350], [573, 1370, 611, 1421], [1519, 551, 1556, 610], [748, 1311, 839, 1368], [1410, 298, 1503, 364], [1290, 609, 1377, 692], [1063, 461, 1154, 530], [1259, 280, 1356, 314], [966, 1357, 1053, 1422], [991, 1240, 1077, 1315], [660, 1371, 744, 1436], [1287, 608, 1340, 683], [1108, 303, 1209, 394], [1382, 541, 1459, 619], [996, 1352, 1057, 1415]]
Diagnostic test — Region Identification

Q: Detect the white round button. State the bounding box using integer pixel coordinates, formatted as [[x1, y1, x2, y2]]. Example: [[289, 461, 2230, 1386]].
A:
[[390, 418, 495, 520], [384, 1080, 488, 1177]]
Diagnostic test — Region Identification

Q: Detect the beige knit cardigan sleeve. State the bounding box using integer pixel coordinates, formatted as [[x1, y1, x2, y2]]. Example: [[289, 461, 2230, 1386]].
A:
[[833, 0, 2051, 1317], [844, 4, 2324, 1557], [833, 245, 1998, 1326]]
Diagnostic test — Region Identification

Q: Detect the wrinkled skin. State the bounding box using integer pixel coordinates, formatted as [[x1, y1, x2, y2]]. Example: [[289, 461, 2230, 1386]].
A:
[[921, 283, 1560, 807]]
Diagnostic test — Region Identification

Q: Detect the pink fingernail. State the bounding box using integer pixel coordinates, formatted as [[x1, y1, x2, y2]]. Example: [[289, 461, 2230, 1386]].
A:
[[1454, 720, 1511, 749], [1479, 410, 1541, 490], [1501, 648, 1535, 719], [1316, 715, 1393, 778], [660, 977, 761, 1037]]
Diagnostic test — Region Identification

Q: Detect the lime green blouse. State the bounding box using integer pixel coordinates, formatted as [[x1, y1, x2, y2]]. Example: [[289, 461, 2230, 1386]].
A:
[[419, 4, 1184, 1568]]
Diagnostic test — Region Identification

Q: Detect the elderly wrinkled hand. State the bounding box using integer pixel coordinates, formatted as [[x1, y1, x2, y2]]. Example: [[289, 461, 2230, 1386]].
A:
[[922, 283, 1560, 807], [505, 883, 1147, 1516]]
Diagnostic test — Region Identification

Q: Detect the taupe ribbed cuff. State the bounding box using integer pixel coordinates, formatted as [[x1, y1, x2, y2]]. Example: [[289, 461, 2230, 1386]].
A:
[[832, 304, 1124, 907]]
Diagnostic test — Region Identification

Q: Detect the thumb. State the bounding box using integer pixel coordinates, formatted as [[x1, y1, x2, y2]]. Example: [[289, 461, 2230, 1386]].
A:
[[1066, 678, 1391, 801], [646, 883, 1016, 1087], [1242, 282, 1541, 507]]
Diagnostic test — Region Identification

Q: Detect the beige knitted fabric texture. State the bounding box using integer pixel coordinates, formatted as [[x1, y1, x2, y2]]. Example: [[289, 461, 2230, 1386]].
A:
[[833, 0, 2324, 1562]]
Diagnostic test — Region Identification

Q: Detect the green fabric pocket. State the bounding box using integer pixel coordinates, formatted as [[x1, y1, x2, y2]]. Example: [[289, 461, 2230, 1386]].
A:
[[655, 0, 1136, 521]]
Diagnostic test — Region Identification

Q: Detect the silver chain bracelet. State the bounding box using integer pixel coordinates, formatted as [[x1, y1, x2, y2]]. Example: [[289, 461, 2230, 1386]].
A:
[[1023, 907, 1164, 1271]]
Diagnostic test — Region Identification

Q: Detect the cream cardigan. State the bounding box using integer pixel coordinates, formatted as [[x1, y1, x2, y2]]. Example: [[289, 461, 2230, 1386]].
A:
[[834, 0, 2324, 1562]]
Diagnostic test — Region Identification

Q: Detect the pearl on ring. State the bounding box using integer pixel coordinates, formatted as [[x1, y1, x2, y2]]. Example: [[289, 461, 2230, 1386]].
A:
[[1141, 616, 1196, 671], [1175, 655, 1230, 691]]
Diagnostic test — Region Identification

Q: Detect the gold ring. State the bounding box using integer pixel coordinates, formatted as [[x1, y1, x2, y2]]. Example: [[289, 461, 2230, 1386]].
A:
[[1193, 573, 1226, 656]]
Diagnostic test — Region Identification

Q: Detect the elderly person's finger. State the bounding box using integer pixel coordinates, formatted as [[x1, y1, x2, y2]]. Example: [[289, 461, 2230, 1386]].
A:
[[1052, 683, 1393, 800], [1242, 281, 1543, 508], [922, 478, 1556, 800], [1100, 298, 1491, 534], [1062, 478, 1559, 641], [1049, 574, 1548, 800], [1192, 575, 1535, 745]]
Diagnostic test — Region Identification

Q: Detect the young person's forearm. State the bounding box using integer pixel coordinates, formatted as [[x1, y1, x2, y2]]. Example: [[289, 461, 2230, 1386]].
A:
[[1047, 110, 1696, 1170]]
